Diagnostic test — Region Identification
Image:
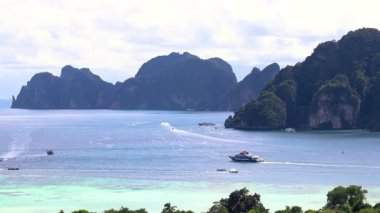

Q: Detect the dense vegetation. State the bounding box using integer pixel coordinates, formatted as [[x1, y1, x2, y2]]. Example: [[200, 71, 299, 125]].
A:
[[226, 28, 380, 131], [62, 185, 379, 213], [219, 63, 280, 110]]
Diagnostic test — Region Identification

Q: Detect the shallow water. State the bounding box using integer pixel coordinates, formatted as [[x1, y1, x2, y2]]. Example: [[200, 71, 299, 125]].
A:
[[0, 109, 379, 212]]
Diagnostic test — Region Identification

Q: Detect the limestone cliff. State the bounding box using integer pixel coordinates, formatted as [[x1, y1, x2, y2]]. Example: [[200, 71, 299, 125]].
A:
[[225, 28, 380, 131], [12, 52, 274, 110]]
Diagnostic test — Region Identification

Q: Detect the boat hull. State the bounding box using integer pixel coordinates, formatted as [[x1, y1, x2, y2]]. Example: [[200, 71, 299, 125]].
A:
[[229, 156, 263, 163], [7, 168, 19, 170]]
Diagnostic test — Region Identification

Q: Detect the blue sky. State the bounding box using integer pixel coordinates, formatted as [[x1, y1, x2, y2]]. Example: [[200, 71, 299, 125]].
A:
[[1, 0, 380, 99]]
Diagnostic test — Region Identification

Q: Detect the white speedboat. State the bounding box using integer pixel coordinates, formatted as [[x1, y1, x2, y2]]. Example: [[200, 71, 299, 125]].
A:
[[228, 168, 238, 173], [229, 151, 264, 163]]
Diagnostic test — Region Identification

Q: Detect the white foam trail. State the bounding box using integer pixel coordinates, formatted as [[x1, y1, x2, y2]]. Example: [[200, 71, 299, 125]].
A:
[[160, 122, 246, 143], [0, 130, 31, 161], [262, 161, 380, 169]]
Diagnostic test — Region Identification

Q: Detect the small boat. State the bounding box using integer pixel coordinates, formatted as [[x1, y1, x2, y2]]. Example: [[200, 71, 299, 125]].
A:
[[46, 150, 54, 155], [284, 128, 296, 133], [217, 168, 227, 172], [8, 167, 19, 170], [0, 158, 9, 162], [198, 122, 215, 126], [229, 151, 264, 163], [228, 169, 238, 173]]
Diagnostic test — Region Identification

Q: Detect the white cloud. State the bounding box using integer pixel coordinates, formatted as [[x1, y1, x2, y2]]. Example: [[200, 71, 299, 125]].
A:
[[1, 0, 380, 98]]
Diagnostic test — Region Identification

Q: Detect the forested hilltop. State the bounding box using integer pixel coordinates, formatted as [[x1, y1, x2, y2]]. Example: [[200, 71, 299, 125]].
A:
[[11, 52, 278, 111], [225, 28, 380, 131]]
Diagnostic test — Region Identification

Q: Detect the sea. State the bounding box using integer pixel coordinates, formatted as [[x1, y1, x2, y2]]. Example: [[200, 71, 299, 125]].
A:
[[0, 107, 379, 212]]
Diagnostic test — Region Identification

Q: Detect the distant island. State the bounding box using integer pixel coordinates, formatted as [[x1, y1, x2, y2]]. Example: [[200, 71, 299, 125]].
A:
[[12, 28, 380, 131], [225, 28, 380, 132], [11, 52, 278, 111]]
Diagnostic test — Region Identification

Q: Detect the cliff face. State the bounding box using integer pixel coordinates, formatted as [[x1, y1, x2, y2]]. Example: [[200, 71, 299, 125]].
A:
[[12, 52, 275, 110], [225, 28, 380, 131], [308, 75, 360, 129], [113, 52, 237, 110], [12, 66, 114, 109]]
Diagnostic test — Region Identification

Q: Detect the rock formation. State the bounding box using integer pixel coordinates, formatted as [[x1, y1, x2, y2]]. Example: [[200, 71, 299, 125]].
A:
[[225, 28, 380, 131], [12, 52, 276, 111]]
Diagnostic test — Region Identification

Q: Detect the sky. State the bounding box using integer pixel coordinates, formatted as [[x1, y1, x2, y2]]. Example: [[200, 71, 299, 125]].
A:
[[1, 0, 380, 99]]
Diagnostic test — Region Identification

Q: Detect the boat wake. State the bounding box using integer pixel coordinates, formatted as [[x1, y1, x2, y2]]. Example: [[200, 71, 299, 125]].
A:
[[160, 122, 246, 143], [262, 161, 380, 169], [25, 153, 48, 158], [0, 130, 31, 161]]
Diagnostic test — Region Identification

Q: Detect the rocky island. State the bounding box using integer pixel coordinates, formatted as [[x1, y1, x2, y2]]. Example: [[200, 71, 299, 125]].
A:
[[12, 52, 277, 111], [219, 63, 280, 110], [225, 28, 380, 131]]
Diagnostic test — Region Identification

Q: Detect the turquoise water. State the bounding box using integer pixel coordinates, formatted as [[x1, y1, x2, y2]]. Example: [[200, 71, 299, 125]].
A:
[[0, 109, 380, 212]]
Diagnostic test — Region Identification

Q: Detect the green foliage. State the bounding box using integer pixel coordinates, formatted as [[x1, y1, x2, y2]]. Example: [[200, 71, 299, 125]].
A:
[[325, 186, 349, 209], [274, 79, 298, 126], [71, 207, 147, 213], [72, 210, 91, 213], [161, 203, 193, 213], [346, 186, 368, 211], [325, 185, 369, 212], [352, 70, 369, 96], [252, 92, 286, 128], [226, 28, 380, 131], [103, 207, 148, 213], [161, 203, 176, 213], [275, 206, 303, 213], [314, 75, 360, 110], [275, 80, 297, 105], [359, 208, 380, 213], [65, 185, 380, 213], [317, 74, 351, 90], [227, 92, 286, 129], [308, 74, 361, 129], [247, 208, 267, 213], [225, 92, 286, 130], [363, 73, 380, 131], [206, 201, 229, 213], [212, 187, 268, 213], [374, 203, 380, 209]]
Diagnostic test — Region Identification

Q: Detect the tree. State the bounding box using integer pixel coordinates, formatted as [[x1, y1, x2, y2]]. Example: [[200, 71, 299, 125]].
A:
[[358, 208, 380, 213], [374, 203, 380, 209], [324, 185, 369, 212], [72, 210, 91, 213], [206, 201, 229, 213], [225, 92, 286, 129], [162, 203, 176, 213], [161, 203, 193, 213], [103, 207, 148, 213], [275, 206, 303, 213], [208, 188, 268, 213], [346, 185, 368, 212]]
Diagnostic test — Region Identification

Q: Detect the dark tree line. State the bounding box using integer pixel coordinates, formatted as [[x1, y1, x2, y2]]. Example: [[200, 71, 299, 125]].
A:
[[62, 185, 380, 213]]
